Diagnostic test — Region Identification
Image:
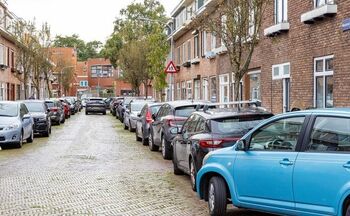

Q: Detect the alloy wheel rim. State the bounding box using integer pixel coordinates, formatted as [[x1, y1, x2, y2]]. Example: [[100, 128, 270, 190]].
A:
[[149, 134, 153, 149], [209, 183, 215, 212]]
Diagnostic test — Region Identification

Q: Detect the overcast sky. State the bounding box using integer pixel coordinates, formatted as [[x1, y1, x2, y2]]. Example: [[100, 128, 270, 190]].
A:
[[8, 0, 178, 43]]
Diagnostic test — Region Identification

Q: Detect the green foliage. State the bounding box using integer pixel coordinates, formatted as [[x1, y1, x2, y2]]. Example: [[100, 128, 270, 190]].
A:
[[53, 34, 102, 61], [102, 0, 169, 95]]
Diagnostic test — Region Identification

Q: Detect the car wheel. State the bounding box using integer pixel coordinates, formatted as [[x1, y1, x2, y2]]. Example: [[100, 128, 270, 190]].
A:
[[161, 136, 172, 160], [43, 126, 50, 137], [135, 129, 142, 141], [49, 126, 52, 134], [124, 122, 128, 130], [15, 132, 23, 148], [27, 129, 34, 143], [148, 132, 159, 151], [141, 130, 149, 146], [57, 120, 61, 126], [173, 151, 184, 175], [61, 117, 65, 124], [129, 121, 135, 132], [103, 111, 106, 115], [190, 158, 197, 191], [85, 111, 89, 115], [208, 177, 227, 216]]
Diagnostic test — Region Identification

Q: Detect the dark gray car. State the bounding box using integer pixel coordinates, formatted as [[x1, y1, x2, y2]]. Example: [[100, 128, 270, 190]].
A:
[[45, 100, 65, 125], [135, 103, 163, 145], [85, 98, 106, 115], [22, 100, 52, 137], [148, 100, 211, 160]]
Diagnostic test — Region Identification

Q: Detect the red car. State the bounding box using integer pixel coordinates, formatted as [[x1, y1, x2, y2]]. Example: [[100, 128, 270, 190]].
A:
[[59, 98, 71, 119]]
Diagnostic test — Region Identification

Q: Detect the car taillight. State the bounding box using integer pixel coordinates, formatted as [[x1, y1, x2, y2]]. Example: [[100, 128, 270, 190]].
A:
[[50, 107, 58, 112], [146, 109, 153, 124], [199, 138, 240, 148], [164, 116, 186, 127]]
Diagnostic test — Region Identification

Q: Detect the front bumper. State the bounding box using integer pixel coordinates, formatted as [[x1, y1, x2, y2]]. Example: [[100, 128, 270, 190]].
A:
[[0, 128, 22, 144], [34, 121, 48, 133], [50, 115, 60, 123]]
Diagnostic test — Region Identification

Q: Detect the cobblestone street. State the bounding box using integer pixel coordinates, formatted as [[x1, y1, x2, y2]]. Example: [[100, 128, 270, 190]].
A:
[[0, 112, 269, 216]]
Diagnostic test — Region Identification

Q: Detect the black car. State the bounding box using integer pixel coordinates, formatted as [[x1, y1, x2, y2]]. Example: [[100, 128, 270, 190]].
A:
[[22, 100, 52, 137], [172, 106, 273, 191], [135, 103, 163, 145], [110, 97, 124, 116], [149, 100, 211, 160], [45, 99, 65, 125], [85, 97, 107, 115]]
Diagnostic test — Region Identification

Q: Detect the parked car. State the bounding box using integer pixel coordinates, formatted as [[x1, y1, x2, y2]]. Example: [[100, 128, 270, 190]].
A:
[[135, 103, 163, 145], [58, 98, 71, 119], [117, 97, 138, 122], [196, 109, 350, 216], [123, 100, 151, 132], [85, 97, 106, 115], [45, 99, 65, 125], [64, 97, 78, 115], [22, 100, 52, 137], [172, 106, 273, 191], [149, 100, 211, 160], [0, 101, 34, 148], [110, 97, 124, 116]]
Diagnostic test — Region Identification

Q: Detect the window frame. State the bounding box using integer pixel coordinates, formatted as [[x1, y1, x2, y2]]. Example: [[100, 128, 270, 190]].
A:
[[272, 62, 290, 80], [313, 55, 334, 108], [274, 0, 288, 24]]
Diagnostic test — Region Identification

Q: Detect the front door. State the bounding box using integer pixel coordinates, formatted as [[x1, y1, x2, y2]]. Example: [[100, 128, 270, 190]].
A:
[[234, 116, 306, 210], [294, 116, 350, 215], [283, 78, 290, 112]]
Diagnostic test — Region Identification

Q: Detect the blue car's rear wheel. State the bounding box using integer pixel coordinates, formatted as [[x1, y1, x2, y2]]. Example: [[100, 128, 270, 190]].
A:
[[208, 176, 227, 216]]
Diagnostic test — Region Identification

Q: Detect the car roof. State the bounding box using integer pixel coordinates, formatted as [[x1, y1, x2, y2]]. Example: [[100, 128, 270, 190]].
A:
[[21, 100, 45, 103], [165, 100, 211, 108], [194, 107, 273, 120], [276, 108, 350, 117], [0, 101, 19, 105]]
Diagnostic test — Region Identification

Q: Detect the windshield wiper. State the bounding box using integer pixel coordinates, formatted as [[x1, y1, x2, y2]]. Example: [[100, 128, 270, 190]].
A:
[[0, 114, 13, 117]]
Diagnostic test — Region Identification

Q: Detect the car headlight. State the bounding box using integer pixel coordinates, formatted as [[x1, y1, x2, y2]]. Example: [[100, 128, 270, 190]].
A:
[[203, 152, 213, 165], [4, 123, 20, 131], [38, 118, 46, 122]]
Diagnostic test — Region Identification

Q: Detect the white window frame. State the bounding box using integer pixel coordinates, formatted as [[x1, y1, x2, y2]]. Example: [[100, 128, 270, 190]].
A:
[[211, 33, 216, 50], [194, 34, 199, 58], [181, 81, 186, 100], [202, 78, 209, 101], [248, 70, 261, 101], [0, 44, 4, 65], [182, 43, 186, 63], [274, 0, 288, 24], [176, 83, 181, 100], [272, 62, 290, 80], [219, 74, 230, 103], [313, 55, 334, 108], [314, 0, 334, 8], [186, 80, 192, 99], [194, 79, 200, 100]]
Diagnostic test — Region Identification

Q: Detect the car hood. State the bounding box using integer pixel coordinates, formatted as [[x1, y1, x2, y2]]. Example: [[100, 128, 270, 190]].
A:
[[131, 111, 139, 117], [30, 112, 46, 118], [0, 117, 19, 126]]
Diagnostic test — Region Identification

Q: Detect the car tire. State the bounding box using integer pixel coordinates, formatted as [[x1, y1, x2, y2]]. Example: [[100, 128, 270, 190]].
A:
[[173, 152, 184, 175], [148, 132, 159, 151], [346, 203, 350, 216], [15, 132, 23, 148], [85, 111, 89, 115], [161, 136, 172, 160], [129, 121, 135, 132], [43, 126, 50, 137], [141, 130, 149, 146], [190, 157, 197, 191], [124, 122, 128, 130], [57, 120, 61, 126], [135, 130, 142, 141], [208, 177, 227, 216], [103, 111, 106, 115], [27, 129, 34, 143], [61, 117, 65, 124]]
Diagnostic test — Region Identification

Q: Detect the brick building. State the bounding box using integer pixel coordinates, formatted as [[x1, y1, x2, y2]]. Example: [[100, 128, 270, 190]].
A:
[[168, 0, 350, 113]]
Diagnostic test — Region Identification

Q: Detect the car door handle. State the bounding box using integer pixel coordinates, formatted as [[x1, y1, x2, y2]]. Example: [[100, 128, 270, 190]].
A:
[[279, 159, 294, 166], [343, 162, 350, 169]]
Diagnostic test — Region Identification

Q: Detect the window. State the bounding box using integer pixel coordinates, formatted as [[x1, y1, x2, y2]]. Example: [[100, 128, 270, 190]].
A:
[[274, 0, 288, 24], [176, 47, 181, 65], [176, 83, 181, 100], [194, 34, 199, 58], [272, 62, 290, 80], [201, 31, 207, 57], [91, 65, 113, 78], [249, 71, 261, 100], [314, 55, 333, 108], [0, 44, 4, 65], [211, 33, 217, 50], [197, 0, 205, 10], [250, 117, 305, 151], [181, 81, 186, 100], [196, 117, 207, 133], [182, 43, 186, 63], [315, 0, 334, 8], [194, 80, 200, 100], [308, 117, 350, 152], [187, 40, 191, 61], [202, 78, 209, 101], [219, 74, 230, 103], [187, 81, 192, 99], [80, 80, 88, 87], [175, 8, 187, 30], [210, 77, 217, 102]]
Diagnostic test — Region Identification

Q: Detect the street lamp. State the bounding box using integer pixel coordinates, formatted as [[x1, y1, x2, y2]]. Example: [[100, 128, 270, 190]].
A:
[[59, 66, 75, 97], [138, 17, 175, 101]]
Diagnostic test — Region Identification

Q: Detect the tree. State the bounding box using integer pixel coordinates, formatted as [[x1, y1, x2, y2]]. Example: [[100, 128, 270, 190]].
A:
[[102, 0, 169, 97], [196, 0, 269, 103], [53, 34, 102, 61]]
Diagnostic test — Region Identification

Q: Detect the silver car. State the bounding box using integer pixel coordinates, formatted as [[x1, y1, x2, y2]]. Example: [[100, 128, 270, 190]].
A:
[[0, 101, 34, 148], [123, 101, 149, 132]]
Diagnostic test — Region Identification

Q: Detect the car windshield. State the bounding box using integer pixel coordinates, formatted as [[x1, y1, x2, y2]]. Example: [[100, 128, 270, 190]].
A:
[[25, 102, 45, 112], [131, 103, 146, 112], [88, 99, 104, 104], [175, 106, 197, 117], [45, 102, 55, 108], [0, 103, 18, 117], [210, 114, 273, 135]]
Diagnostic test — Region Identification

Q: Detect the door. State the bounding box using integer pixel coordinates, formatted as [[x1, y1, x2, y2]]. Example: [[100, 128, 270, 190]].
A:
[[20, 104, 30, 138], [294, 116, 350, 215], [234, 116, 306, 210], [152, 105, 167, 145], [283, 78, 290, 112]]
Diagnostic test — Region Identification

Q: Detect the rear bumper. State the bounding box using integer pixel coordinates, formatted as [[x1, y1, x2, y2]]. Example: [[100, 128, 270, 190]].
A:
[[86, 106, 106, 113], [50, 115, 60, 123]]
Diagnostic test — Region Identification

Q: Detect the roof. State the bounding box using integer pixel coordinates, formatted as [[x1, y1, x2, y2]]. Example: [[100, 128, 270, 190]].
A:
[[165, 100, 211, 108], [276, 108, 350, 117], [195, 107, 273, 120], [0, 101, 19, 104], [21, 100, 45, 103]]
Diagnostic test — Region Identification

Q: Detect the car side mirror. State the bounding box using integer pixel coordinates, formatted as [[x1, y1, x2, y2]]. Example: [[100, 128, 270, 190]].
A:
[[152, 113, 157, 120], [23, 114, 31, 120], [237, 139, 249, 151]]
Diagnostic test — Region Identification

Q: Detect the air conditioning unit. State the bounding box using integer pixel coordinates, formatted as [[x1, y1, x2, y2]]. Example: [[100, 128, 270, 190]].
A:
[[205, 51, 216, 59]]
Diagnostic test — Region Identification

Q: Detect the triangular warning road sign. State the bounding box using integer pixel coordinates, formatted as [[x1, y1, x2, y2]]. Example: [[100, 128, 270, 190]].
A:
[[165, 61, 178, 73]]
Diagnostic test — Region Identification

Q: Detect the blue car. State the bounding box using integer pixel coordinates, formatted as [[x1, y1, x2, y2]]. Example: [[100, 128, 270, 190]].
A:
[[0, 101, 34, 148], [197, 109, 350, 216]]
